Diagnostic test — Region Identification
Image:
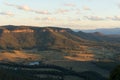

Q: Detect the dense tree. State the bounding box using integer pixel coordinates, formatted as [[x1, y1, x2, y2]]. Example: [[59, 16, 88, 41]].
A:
[[110, 65, 120, 80]]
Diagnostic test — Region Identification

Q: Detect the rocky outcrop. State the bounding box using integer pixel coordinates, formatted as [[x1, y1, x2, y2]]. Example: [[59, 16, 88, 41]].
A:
[[1, 29, 34, 33]]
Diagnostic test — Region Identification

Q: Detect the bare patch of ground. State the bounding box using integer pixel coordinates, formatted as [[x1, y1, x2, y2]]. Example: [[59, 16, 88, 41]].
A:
[[0, 50, 41, 62], [64, 53, 95, 61]]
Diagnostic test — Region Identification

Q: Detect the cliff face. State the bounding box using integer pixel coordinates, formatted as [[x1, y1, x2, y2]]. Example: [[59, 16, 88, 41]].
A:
[[1, 28, 34, 33], [0, 29, 36, 49]]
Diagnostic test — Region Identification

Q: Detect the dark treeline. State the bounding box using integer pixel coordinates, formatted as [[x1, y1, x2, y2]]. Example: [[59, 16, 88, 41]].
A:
[[0, 62, 83, 80], [110, 65, 120, 80], [0, 62, 110, 80]]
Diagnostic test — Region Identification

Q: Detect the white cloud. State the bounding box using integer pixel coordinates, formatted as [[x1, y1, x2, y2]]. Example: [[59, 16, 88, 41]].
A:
[[83, 6, 91, 11], [33, 10, 51, 15], [64, 3, 76, 7], [5, 2, 31, 11], [35, 17, 56, 21], [67, 17, 81, 21], [43, 17, 56, 21], [75, 8, 81, 14], [56, 9, 69, 14], [5, 2, 51, 15], [107, 16, 120, 21], [0, 11, 14, 16], [118, 4, 120, 8], [18, 5, 31, 11], [85, 16, 105, 21]]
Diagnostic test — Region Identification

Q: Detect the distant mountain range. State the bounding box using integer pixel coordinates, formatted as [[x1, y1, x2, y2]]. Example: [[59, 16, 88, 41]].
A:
[[81, 28, 120, 34]]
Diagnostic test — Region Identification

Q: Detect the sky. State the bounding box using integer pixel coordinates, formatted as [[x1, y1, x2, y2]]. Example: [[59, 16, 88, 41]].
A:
[[0, 0, 120, 30]]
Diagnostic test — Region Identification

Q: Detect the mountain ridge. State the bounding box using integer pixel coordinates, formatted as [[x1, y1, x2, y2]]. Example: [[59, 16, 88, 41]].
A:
[[81, 28, 120, 34]]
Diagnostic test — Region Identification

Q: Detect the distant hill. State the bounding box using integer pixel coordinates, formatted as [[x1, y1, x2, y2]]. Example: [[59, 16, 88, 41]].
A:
[[81, 28, 120, 34]]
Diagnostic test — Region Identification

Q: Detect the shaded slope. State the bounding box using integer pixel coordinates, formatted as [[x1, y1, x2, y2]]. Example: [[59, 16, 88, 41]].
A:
[[35, 29, 83, 50], [75, 31, 120, 43]]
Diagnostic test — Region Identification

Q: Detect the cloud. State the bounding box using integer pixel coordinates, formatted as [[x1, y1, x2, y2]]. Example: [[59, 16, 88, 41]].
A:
[[33, 10, 51, 15], [83, 6, 91, 10], [5, 2, 31, 11], [5, 2, 51, 15], [64, 3, 76, 7], [0, 11, 14, 16], [107, 16, 120, 21], [35, 17, 56, 21], [85, 16, 105, 21], [66, 16, 81, 21], [85, 16, 120, 21], [69, 18, 81, 21], [56, 9, 70, 14], [75, 8, 81, 14], [18, 5, 31, 11], [118, 4, 120, 8], [42, 17, 56, 21]]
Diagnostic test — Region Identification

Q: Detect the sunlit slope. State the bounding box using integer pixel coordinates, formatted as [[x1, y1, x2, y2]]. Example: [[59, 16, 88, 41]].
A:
[[0, 50, 40, 62]]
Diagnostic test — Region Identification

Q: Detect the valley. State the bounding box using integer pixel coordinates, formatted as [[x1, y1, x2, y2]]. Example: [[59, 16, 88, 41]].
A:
[[0, 25, 119, 80]]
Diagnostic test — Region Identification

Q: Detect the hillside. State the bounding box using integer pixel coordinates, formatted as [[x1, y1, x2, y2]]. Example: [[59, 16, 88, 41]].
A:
[[73, 31, 120, 43], [0, 25, 120, 62], [0, 25, 88, 51]]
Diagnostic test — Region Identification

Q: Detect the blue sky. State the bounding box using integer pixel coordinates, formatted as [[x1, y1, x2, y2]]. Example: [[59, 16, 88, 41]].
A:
[[0, 0, 120, 29]]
